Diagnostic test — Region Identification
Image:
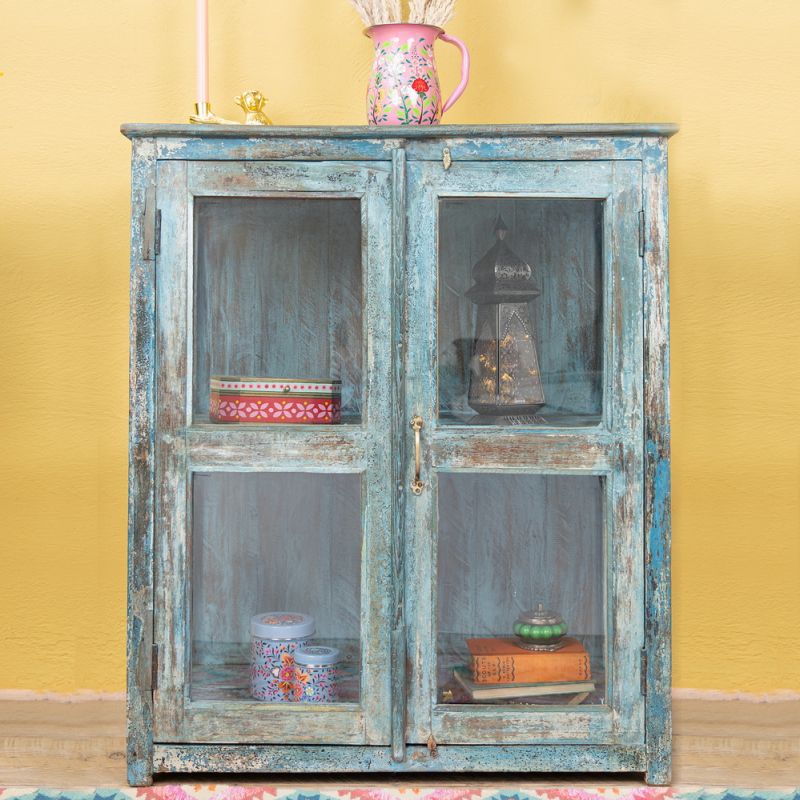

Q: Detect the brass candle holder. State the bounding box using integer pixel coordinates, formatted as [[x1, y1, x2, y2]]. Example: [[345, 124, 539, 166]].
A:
[[190, 90, 273, 125]]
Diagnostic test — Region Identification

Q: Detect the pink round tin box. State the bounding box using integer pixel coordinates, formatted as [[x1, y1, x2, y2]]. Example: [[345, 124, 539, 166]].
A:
[[210, 376, 342, 424]]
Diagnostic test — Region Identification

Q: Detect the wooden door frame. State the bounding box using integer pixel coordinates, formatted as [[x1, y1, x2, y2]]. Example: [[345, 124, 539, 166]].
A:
[[151, 158, 396, 747], [403, 158, 646, 747]]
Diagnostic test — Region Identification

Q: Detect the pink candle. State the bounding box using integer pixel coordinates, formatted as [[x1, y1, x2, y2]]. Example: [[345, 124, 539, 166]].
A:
[[196, 0, 209, 106]]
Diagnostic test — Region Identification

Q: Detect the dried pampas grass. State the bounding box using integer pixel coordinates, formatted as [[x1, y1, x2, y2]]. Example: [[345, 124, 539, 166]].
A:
[[348, 0, 374, 26], [407, 0, 428, 23], [348, 0, 455, 27], [347, 0, 402, 26], [411, 0, 457, 27], [380, 0, 402, 23]]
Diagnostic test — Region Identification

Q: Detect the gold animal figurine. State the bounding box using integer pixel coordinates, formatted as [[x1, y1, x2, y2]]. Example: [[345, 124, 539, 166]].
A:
[[190, 89, 272, 125], [235, 90, 273, 125]]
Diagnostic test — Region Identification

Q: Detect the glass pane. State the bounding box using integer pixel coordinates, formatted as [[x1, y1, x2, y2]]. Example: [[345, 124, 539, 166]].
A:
[[439, 198, 603, 427], [437, 473, 606, 706], [194, 197, 363, 423], [191, 472, 362, 704]]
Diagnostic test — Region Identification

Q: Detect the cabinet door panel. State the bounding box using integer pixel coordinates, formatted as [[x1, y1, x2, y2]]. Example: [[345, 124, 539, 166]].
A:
[[437, 472, 607, 704], [405, 159, 644, 746], [193, 196, 363, 421], [153, 160, 393, 745], [438, 196, 604, 427], [191, 472, 363, 703]]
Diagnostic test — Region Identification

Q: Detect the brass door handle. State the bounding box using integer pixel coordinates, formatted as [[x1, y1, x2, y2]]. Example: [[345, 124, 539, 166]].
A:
[[410, 416, 424, 495]]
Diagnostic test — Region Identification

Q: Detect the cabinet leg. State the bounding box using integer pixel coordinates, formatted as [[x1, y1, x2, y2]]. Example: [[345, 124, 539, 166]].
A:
[[128, 741, 154, 786], [128, 760, 154, 787], [645, 758, 671, 786]]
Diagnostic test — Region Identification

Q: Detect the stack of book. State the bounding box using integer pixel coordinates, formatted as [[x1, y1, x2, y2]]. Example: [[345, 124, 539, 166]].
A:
[[455, 636, 595, 703]]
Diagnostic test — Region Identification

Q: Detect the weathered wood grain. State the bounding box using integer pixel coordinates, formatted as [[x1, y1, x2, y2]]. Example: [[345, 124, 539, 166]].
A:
[[121, 125, 679, 168], [390, 147, 408, 762], [180, 703, 367, 745], [187, 159, 389, 195], [121, 123, 680, 140], [125, 124, 675, 781], [405, 137, 653, 162], [403, 166, 438, 745], [141, 136, 656, 164], [186, 424, 367, 471], [127, 136, 157, 787], [155, 137, 401, 162], [152, 742, 647, 773], [152, 160, 191, 744], [604, 161, 646, 748], [431, 428, 618, 471], [642, 138, 673, 785], [432, 706, 610, 744], [356, 160, 395, 746]]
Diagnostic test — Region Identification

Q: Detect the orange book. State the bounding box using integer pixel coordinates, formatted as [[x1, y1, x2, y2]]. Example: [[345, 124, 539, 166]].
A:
[[467, 637, 592, 684]]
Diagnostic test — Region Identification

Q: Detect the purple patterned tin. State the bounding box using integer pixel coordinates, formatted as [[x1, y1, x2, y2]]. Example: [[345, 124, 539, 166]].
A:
[[249, 612, 315, 702], [292, 645, 341, 703]]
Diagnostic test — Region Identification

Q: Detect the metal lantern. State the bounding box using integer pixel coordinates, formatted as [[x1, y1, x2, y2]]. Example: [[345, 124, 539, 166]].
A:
[[467, 217, 545, 417]]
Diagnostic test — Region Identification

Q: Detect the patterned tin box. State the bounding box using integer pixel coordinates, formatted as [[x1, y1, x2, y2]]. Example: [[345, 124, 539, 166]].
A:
[[250, 612, 315, 702], [210, 376, 342, 424], [293, 645, 341, 703]]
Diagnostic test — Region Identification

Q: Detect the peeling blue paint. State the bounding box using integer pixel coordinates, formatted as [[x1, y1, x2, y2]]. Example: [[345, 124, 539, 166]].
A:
[[124, 125, 675, 785]]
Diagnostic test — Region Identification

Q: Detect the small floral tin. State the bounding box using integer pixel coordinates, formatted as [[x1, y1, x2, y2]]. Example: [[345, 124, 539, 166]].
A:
[[210, 376, 342, 424], [250, 612, 315, 702], [292, 645, 341, 703]]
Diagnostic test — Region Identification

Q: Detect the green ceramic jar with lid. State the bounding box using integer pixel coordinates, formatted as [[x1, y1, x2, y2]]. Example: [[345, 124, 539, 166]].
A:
[[513, 603, 568, 651]]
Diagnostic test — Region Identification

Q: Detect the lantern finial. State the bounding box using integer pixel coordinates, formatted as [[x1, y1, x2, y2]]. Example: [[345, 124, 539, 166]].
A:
[[467, 218, 546, 419]]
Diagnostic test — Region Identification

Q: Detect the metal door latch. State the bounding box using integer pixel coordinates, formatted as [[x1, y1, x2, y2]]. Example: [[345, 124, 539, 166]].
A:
[[427, 734, 438, 757], [410, 416, 425, 495]]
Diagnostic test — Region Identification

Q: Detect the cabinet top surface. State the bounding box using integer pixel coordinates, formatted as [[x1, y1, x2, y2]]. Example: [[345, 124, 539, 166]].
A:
[[121, 122, 678, 141]]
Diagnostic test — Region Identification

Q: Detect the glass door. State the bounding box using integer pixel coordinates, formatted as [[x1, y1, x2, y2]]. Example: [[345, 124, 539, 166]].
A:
[[404, 159, 645, 746], [153, 159, 393, 745]]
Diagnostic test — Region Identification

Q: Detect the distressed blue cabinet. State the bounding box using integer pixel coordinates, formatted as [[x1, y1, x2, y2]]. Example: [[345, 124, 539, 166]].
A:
[[123, 124, 675, 786]]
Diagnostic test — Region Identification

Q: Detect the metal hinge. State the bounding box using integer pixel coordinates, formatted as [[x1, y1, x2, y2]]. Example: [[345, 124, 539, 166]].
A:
[[638, 209, 645, 257], [152, 643, 159, 691], [442, 147, 452, 170], [142, 187, 160, 261], [154, 209, 162, 257], [640, 648, 648, 695], [427, 734, 438, 757]]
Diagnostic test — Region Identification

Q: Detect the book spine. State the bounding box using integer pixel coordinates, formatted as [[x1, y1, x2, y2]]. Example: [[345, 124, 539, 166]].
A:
[[471, 653, 591, 684]]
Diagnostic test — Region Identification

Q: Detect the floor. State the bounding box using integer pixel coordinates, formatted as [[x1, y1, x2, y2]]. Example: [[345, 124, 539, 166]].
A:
[[0, 697, 798, 790]]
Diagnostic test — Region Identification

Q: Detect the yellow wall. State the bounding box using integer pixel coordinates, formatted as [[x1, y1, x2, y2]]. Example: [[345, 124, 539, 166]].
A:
[[1, 0, 798, 694]]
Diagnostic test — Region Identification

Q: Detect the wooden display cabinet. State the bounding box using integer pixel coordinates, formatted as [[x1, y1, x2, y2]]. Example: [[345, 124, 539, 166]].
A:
[[123, 124, 675, 785]]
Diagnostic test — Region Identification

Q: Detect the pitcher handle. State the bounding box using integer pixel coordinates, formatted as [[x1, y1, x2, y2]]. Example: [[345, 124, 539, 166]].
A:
[[439, 32, 470, 115]]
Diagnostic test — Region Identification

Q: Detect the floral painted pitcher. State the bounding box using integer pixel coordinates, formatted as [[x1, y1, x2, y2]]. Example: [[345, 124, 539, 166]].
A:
[[366, 23, 469, 125]]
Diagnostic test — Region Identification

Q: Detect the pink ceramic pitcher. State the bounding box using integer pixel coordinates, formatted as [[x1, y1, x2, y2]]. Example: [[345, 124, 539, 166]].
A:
[[365, 23, 470, 126]]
